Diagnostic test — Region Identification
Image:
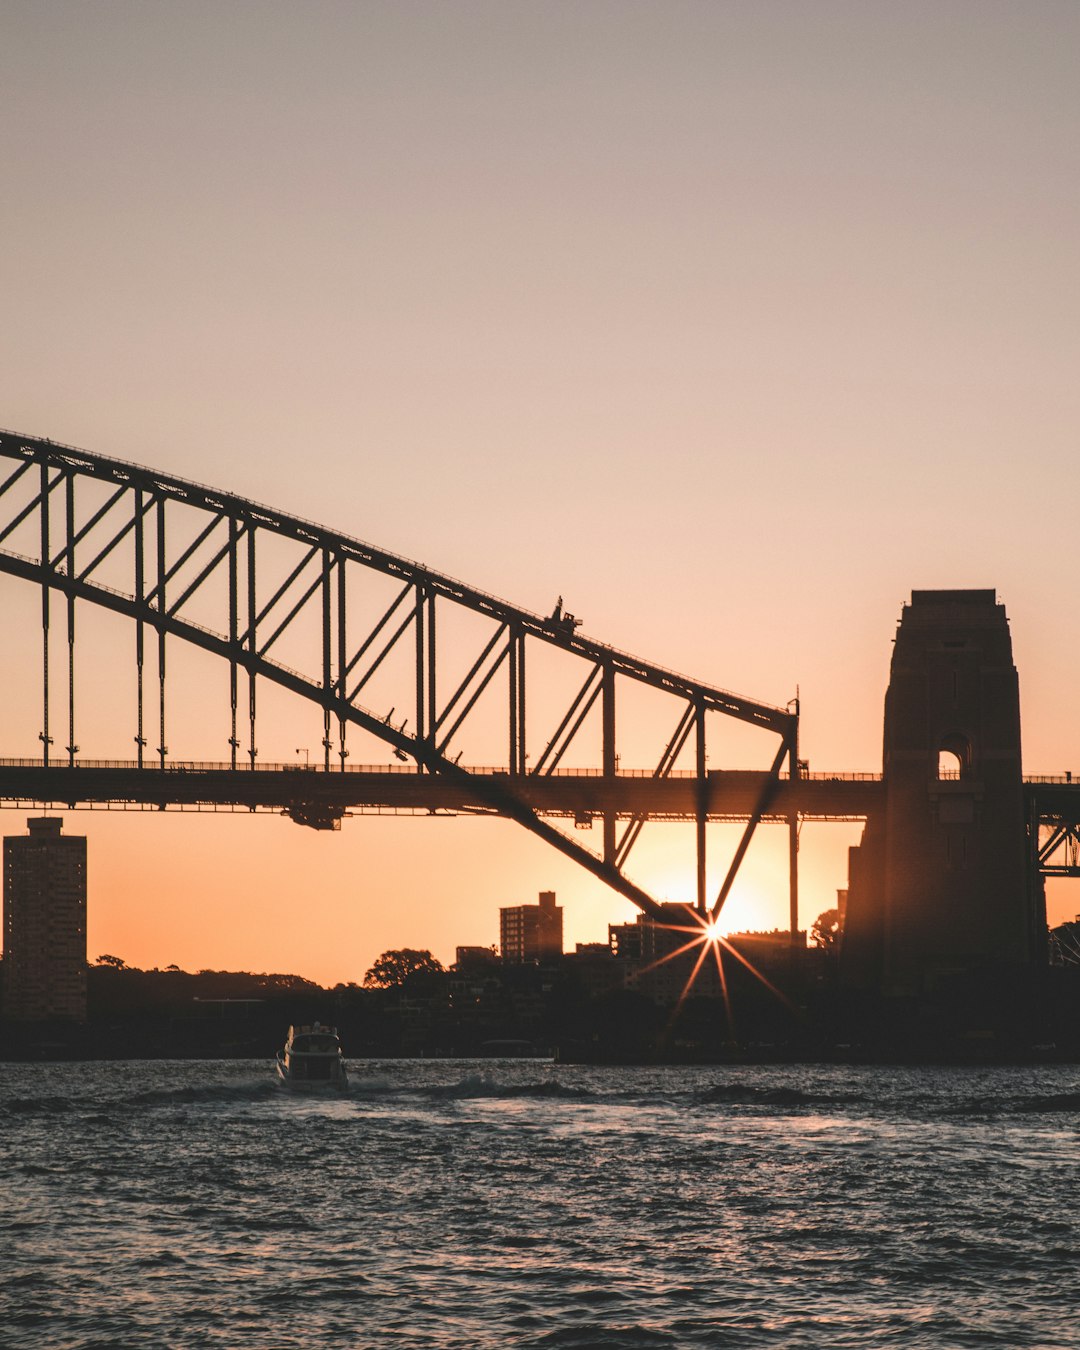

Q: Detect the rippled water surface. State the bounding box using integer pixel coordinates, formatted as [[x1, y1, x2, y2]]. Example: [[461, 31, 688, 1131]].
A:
[[3, 1059, 1080, 1348]]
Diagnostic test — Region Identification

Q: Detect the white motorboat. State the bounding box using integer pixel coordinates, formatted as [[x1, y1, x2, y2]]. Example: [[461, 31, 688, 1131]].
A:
[[275, 1022, 349, 1090]]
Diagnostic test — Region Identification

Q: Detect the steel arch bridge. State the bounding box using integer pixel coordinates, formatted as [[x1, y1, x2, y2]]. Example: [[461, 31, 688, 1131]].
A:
[[0, 429, 804, 925]]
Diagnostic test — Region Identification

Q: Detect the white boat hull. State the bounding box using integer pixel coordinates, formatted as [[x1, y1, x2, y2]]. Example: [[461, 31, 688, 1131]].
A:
[[274, 1025, 349, 1090], [275, 1053, 349, 1091]]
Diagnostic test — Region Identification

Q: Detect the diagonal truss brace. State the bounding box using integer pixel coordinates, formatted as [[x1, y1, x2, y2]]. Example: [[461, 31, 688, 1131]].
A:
[[0, 428, 800, 925]]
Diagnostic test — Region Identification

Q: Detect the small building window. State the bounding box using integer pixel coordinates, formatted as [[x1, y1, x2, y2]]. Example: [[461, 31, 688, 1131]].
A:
[[938, 749, 963, 778], [937, 732, 971, 779]]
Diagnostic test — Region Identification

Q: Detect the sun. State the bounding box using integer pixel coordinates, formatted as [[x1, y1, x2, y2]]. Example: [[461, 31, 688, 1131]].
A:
[[630, 903, 795, 1035]]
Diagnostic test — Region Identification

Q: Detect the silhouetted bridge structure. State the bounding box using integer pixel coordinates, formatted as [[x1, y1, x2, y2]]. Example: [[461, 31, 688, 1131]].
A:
[[1, 431, 1079, 940], [0, 760, 884, 821]]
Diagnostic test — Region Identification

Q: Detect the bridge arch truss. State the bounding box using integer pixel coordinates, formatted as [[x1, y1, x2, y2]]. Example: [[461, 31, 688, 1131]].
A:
[[0, 430, 798, 922]]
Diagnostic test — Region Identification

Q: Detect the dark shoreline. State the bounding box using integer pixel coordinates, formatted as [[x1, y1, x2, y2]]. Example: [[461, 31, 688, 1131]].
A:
[[5, 960, 1078, 1066]]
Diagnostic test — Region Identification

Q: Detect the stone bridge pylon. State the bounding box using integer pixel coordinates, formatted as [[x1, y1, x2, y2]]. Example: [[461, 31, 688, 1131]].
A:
[[842, 590, 1040, 996]]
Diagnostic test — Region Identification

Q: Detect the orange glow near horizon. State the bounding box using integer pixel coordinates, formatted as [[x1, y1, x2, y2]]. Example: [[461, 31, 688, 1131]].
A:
[[3, 771, 1074, 987]]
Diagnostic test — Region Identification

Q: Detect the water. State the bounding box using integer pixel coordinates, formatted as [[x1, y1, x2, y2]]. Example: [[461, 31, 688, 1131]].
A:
[[3, 1060, 1079, 1349]]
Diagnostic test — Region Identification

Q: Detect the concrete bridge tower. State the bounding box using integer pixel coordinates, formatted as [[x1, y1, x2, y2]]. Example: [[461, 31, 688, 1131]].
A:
[[842, 590, 1036, 996]]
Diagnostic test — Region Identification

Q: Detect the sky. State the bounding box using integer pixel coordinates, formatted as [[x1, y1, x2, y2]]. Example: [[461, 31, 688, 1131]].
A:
[[2, 1, 1079, 983]]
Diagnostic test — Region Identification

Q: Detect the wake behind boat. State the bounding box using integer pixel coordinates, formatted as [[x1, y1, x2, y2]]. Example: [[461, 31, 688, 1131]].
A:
[[275, 1023, 349, 1090]]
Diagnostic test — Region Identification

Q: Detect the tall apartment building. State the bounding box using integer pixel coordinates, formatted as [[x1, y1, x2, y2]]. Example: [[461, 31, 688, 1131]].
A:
[[2, 817, 87, 1021], [499, 890, 563, 964]]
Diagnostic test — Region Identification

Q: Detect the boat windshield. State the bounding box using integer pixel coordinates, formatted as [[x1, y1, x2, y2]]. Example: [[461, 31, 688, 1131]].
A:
[[291, 1034, 339, 1054]]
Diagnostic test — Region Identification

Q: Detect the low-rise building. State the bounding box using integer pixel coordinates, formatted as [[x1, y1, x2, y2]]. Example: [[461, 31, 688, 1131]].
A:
[[564, 942, 625, 999], [612, 903, 723, 1005]]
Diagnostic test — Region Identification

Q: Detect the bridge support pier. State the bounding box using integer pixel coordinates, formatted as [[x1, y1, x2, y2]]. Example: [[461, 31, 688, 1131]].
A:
[[842, 590, 1036, 998]]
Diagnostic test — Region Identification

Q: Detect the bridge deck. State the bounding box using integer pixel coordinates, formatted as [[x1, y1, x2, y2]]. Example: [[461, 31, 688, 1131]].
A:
[[0, 761, 881, 821], [2, 762, 1076, 826]]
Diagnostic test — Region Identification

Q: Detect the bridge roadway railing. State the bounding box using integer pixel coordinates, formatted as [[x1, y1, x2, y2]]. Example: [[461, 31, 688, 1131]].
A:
[[0, 760, 884, 823], [6, 759, 1078, 824]]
